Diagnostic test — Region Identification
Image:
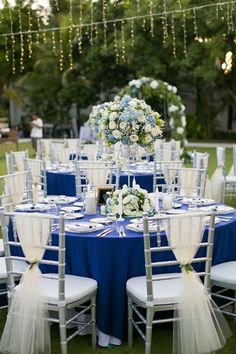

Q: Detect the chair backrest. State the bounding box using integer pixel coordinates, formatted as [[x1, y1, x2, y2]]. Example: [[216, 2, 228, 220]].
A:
[[77, 143, 98, 161], [6, 150, 28, 174], [153, 160, 184, 192], [154, 141, 181, 161], [232, 145, 236, 175], [0, 171, 33, 211], [24, 158, 47, 198], [192, 151, 209, 170], [75, 160, 120, 195], [142, 211, 216, 302], [56, 148, 74, 164], [65, 138, 80, 150], [166, 166, 207, 198], [1, 212, 65, 302]]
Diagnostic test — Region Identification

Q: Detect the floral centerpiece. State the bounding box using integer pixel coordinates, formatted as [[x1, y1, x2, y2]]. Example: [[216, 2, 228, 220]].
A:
[[103, 184, 155, 217], [88, 95, 164, 148]]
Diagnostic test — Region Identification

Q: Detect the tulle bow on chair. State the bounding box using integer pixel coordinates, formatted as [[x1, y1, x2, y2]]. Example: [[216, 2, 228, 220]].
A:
[[164, 215, 231, 354], [0, 214, 52, 354]]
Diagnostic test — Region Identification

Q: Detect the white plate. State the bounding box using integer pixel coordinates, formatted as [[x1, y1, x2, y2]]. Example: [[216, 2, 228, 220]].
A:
[[90, 217, 111, 225], [65, 222, 104, 233], [130, 217, 157, 224], [182, 198, 215, 206], [126, 223, 164, 233], [64, 213, 84, 220], [15, 203, 51, 212], [74, 202, 84, 207], [44, 196, 78, 204], [166, 209, 187, 214], [61, 206, 82, 212], [199, 205, 234, 214]]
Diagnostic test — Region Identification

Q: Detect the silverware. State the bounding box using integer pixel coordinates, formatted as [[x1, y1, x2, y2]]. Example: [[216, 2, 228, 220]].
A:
[[96, 228, 112, 237], [99, 229, 113, 238]]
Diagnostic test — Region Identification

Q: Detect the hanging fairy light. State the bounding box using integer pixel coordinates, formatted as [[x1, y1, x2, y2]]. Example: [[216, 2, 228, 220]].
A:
[[222, 51, 233, 74], [113, 22, 119, 64], [171, 13, 176, 58], [4, 35, 9, 62], [18, 5, 24, 71]]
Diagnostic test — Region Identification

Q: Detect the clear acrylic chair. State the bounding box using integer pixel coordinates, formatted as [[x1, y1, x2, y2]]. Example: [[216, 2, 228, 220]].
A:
[[166, 166, 207, 198], [153, 160, 184, 193], [0, 171, 33, 212], [75, 160, 120, 195], [126, 211, 223, 354], [24, 157, 47, 199], [5, 150, 29, 174], [1, 212, 97, 354]]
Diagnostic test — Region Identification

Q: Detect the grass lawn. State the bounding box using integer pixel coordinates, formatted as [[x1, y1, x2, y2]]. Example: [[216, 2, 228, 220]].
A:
[[0, 142, 235, 354]]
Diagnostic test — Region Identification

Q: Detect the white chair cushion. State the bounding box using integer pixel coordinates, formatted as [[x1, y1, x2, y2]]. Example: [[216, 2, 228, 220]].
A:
[[0, 239, 4, 257], [126, 273, 181, 305], [211, 261, 236, 290], [42, 274, 97, 305], [0, 258, 28, 280], [225, 176, 236, 183]]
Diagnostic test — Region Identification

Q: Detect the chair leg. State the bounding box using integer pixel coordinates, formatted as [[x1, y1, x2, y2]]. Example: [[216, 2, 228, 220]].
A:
[[58, 306, 67, 354], [91, 296, 97, 349], [145, 307, 154, 354], [128, 296, 133, 348]]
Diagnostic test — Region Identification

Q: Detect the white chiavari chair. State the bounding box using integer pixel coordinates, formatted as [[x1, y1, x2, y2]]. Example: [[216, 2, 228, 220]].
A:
[[65, 138, 80, 151], [5, 150, 29, 174], [127, 212, 230, 354], [75, 160, 120, 195], [210, 147, 225, 203], [166, 166, 207, 198], [154, 141, 181, 161], [223, 145, 236, 201], [211, 260, 236, 318], [56, 148, 75, 164], [153, 160, 184, 193], [37, 139, 51, 160], [24, 157, 47, 201], [0, 171, 33, 212], [77, 143, 97, 161], [192, 151, 212, 198], [0, 212, 97, 354]]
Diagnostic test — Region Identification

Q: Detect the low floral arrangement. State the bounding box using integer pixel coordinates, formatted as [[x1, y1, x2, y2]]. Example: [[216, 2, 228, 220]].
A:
[[88, 95, 164, 148], [103, 184, 155, 217]]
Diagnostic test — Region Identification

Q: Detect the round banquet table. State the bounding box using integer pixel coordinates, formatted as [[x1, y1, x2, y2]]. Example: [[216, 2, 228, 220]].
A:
[[46, 169, 156, 195], [35, 209, 236, 342]]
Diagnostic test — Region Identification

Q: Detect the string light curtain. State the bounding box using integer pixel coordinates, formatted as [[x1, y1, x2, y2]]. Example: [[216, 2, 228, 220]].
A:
[[0, 0, 235, 73]]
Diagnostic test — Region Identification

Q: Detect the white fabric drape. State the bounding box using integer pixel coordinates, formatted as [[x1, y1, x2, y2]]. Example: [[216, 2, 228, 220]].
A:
[[163, 162, 183, 185], [210, 147, 225, 203], [179, 169, 198, 197], [82, 162, 110, 186], [164, 215, 231, 354], [57, 148, 72, 163], [204, 176, 213, 199], [14, 153, 25, 172], [4, 173, 25, 205], [28, 160, 42, 203], [82, 144, 97, 160], [0, 214, 52, 354]]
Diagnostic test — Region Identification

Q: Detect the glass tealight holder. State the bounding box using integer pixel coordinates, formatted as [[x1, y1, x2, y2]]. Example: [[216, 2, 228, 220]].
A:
[[83, 186, 97, 215]]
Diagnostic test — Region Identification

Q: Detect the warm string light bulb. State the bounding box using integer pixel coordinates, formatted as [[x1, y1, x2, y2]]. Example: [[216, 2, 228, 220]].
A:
[[4, 35, 9, 62], [121, 20, 126, 63], [18, 6, 24, 72], [59, 30, 64, 71], [113, 22, 119, 64], [9, 6, 16, 74], [69, 0, 73, 69], [90, 0, 94, 46], [171, 13, 176, 58], [149, 0, 154, 37], [131, 19, 135, 47], [27, 5, 33, 59], [51, 31, 57, 56], [182, 11, 188, 58], [103, 0, 108, 48], [77, 27, 83, 54]]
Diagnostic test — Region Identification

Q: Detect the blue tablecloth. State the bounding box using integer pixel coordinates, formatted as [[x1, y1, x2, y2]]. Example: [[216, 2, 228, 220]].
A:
[[10, 209, 236, 341], [46, 170, 156, 195]]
